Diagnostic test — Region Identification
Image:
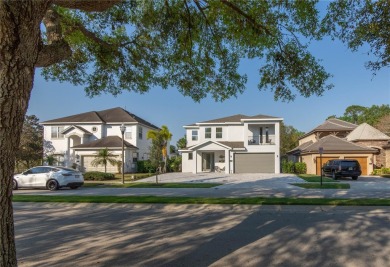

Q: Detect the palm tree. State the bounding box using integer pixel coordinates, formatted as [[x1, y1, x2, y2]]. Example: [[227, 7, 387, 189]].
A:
[[147, 125, 172, 173], [91, 148, 119, 173]]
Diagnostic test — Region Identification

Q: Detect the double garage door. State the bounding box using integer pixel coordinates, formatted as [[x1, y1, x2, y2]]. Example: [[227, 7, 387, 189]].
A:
[[234, 153, 275, 173], [316, 156, 368, 175], [81, 156, 118, 173]]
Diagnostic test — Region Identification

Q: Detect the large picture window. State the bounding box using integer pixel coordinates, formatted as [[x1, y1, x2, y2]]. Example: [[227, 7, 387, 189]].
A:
[[51, 126, 65, 139], [216, 127, 222, 138]]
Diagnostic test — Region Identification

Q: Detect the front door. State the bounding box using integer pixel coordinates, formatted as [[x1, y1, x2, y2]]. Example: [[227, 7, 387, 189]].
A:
[[202, 153, 214, 172]]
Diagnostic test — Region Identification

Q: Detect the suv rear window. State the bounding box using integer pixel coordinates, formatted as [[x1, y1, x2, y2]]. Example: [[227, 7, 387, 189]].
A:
[[341, 161, 359, 167]]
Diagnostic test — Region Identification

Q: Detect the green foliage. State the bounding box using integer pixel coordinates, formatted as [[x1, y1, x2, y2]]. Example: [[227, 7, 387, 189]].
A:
[[45, 155, 57, 166], [91, 148, 119, 173], [84, 171, 116, 181], [137, 160, 156, 173], [294, 162, 307, 174], [323, 0, 390, 71], [282, 159, 307, 174], [280, 122, 304, 156], [15, 115, 44, 172], [333, 104, 390, 126], [168, 156, 182, 172], [147, 125, 172, 172], [176, 135, 187, 150], [42, 1, 334, 102], [372, 168, 390, 175]]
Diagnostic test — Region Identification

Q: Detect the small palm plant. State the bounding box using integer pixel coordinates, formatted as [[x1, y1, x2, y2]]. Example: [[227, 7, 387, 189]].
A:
[[91, 148, 118, 173]]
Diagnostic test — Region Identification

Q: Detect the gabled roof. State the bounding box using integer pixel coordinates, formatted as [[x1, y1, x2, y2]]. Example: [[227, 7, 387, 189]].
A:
[[72, 136, 138, 149], [300, 118, 358, 139], [346, 123, 390, 141], [287, 140, 314, 154], [298, 135, 376, 154], [62, 125, 92, 135], [181, 140, 245, 151], [41, 107, 159, 129], [185, 114, 282, 126]]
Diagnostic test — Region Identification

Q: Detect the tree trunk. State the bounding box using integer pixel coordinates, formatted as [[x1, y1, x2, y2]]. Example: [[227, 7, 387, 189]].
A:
[[0, 2, 49, 266]]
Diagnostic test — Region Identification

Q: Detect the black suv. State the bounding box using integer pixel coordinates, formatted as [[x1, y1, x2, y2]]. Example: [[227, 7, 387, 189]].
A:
[[322, 160, 361, 180]]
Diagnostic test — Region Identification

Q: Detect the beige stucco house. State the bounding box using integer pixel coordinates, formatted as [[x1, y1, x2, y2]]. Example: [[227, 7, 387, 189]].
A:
[[288, 119, 390, 175]]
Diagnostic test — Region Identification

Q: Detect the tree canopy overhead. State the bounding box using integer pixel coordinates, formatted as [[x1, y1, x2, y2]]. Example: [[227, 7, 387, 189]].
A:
[[42, 0, 333, 102]]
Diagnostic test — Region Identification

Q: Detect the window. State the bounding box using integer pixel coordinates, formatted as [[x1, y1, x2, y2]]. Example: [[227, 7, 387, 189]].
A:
[[125, 128, 132, 139], [216, 127, 222, 138], [92, 126, 98, 133], [188, 153, 193, 160], [138, 126, 143, 139], [266, 127, 269, 143], [51, 126, 65, 139], [205, 128, 211, 138], [192, 130, 198, 141]]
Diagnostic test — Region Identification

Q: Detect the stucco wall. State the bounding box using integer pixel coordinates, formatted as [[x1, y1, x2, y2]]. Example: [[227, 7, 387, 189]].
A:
[[353, 140, 389, 168]]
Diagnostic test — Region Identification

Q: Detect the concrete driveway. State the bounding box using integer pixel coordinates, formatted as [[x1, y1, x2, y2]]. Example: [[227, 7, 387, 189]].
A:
[[13, 173, 390, 199]]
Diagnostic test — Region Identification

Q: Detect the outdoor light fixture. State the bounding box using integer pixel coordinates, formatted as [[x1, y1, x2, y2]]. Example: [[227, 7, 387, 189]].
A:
[[120, 123, 126, 184]]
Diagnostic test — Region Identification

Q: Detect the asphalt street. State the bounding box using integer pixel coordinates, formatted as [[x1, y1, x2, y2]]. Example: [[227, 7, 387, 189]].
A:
[[14, 203, 390, 267]]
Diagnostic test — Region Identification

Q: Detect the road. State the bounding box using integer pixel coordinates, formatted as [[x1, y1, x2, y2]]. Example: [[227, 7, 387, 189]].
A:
[[14, 203, 390, 267]]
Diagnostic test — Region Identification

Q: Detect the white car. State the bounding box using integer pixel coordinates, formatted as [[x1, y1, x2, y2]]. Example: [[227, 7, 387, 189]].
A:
[[13, 166, 84, 191]]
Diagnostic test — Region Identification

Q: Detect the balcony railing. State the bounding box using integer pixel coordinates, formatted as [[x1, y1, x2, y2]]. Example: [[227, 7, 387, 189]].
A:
[[247, 136, 275, 145]]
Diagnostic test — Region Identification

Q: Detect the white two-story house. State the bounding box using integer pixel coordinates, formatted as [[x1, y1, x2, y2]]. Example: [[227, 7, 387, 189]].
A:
[[180, 114, 283, 174], [41, 107, 160, 173]]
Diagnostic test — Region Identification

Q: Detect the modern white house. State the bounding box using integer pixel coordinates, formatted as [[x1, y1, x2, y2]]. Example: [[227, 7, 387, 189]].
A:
[[40, 107, 160, 173], [180, 114, 283, 174]]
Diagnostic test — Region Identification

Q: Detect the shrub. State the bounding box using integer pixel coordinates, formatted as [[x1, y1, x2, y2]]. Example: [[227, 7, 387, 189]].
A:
[[281, 159, 295, 173], [137, 160, 156, 173], [372, 168, 390, 175], [168, 156, 182, 172], [294, 162, 307, 174], [83, 171, 115, 181]]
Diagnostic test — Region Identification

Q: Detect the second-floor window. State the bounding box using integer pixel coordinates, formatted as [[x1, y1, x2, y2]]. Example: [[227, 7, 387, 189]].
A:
[[51, 126, 65, 139], [125, 128, 132, 139], [138, 126, 143, 139], [266, 127, 269, 143], [192, 130, 198, 141], [205, 128, 211, 138], [216, 127, 222, 138]]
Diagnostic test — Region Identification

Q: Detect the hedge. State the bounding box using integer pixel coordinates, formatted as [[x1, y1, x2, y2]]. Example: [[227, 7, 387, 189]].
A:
[[83, 171, 116, 181]]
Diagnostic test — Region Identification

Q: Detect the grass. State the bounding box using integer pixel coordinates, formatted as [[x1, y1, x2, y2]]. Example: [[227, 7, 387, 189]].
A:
[[298, 174, 337, 183], [12, 195, 390, 206], [83, 182, 222, 188], [292, 183, 350, 189]]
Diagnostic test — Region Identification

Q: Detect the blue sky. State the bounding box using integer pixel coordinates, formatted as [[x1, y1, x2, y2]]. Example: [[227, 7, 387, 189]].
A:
[[28, 31, 389, 146]]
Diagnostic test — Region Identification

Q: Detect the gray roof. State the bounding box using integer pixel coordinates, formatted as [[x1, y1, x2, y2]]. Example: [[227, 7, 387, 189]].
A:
[[300, 118, 358, 139], [62, 125, 92, 135], [72, 136, 138, 149], [186, 114, 281, 126], [41, 107, 159, 129], [346, 123, 390, 141], [288, 140, 314, 154], [299, 135, 376, 154]]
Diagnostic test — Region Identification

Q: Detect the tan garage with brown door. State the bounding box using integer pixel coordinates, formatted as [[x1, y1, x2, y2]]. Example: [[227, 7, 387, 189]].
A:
[[344, 157, 368, 175], [316, 157, 339, 175], [81, 155, 118, 173]]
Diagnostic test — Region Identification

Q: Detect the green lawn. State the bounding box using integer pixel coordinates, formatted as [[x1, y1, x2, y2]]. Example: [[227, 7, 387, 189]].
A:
[[12, 195, 390, 206], [83, 182, 222, 188], [292, 183, 350, 189], [298, 174, 337, 183]]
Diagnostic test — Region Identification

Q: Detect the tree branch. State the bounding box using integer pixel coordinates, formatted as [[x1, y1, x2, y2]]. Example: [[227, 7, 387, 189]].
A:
[[220, 0, 274, 37], [53, 0, 122, 12]]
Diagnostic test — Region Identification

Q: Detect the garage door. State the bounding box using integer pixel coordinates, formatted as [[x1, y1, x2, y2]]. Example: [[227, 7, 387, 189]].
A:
[[344, 157, 368, 175], [316, 157, 339, 175], [234, 153, 275, 173], [81, 156, 118, 173]]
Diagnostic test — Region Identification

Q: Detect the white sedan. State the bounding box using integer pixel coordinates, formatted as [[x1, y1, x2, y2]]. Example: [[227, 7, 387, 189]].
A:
[[13, 166, 84, 191]]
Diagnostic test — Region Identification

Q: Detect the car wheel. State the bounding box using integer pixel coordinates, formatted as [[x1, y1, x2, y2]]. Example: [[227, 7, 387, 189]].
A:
[[70, 186, 79, 190], [46, 179, 59, 191], [332, 171, 337, 180], [352, 176, 358, 180], [12, 179, 18, 190]]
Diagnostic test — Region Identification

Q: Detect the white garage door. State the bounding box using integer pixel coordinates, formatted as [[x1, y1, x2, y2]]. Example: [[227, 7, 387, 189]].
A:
[[234, 153, 275, 173], [82, 156, 118, 173]]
